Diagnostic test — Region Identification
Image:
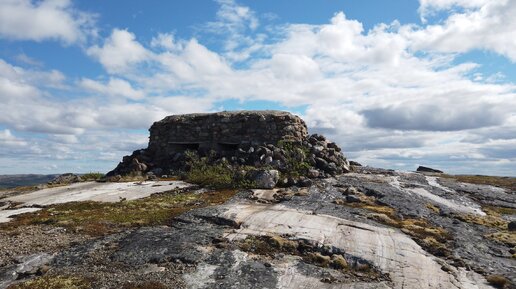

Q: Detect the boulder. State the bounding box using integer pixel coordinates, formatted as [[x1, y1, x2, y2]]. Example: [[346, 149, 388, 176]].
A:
[[508, 221, 516, 232], [345, 195, 361, 203], [48, 173, 81, 185], [247, 169, 279, 189], [417, 166, 444, 174]]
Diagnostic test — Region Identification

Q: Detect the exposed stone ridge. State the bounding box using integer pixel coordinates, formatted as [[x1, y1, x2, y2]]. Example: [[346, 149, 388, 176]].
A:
[[107, 110, 350, 185]]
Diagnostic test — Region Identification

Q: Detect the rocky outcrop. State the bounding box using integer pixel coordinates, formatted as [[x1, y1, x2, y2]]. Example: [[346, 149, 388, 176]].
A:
[[48, 173, 81, 185], [417, 166, 444, 173], [107, 111, 351, 184], [8, 167, 510, 289]]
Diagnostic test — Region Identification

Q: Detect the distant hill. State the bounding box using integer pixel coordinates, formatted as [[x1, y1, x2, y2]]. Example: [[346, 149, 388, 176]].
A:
[[0, 174, 58, 189]]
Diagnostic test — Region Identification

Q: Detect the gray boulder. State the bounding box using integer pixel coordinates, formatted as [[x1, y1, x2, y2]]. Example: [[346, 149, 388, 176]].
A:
[[247, 169, 279, 189], [508, 221, 516, 232], [417, 166, 443, 173], [48, 173, 81, 185]]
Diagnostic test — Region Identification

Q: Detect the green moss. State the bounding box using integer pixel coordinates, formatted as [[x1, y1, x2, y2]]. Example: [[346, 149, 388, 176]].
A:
[[277, 141, 311, 177], [6, 275, 91, 289]]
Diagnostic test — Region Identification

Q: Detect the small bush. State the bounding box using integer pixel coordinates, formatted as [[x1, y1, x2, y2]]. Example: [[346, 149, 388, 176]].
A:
[[277, 141, 311, 177], [81, 172, 105, 181], [184, 151, 254, 189]]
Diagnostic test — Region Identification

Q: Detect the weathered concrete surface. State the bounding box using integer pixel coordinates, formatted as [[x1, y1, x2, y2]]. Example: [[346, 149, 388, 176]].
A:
[[5, 180, 191, 206]]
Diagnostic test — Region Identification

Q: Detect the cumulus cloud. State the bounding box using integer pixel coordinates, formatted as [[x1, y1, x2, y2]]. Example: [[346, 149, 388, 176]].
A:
[[1, 0, 515, 175], [0, 0, 96, 44], [410, 0, 516, 62], [87, 29, 150, 74]]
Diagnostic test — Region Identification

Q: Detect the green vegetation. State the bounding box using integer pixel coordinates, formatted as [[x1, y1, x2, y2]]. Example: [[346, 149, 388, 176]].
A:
[[80, 172, 105, 181], [277, 141, 311, 177], [6, 275, 91, 289], [1, 188, 237, 236], [184, 151, 255, 189]]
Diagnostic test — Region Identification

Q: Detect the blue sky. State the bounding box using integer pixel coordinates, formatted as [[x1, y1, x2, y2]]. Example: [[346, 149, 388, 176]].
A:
[[0, 0, 515, 176]]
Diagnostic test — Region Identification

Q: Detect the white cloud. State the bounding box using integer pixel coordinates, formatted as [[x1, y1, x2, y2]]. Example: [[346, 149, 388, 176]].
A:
[[0, 0, 96, 44], [212, 0, 258, 31], [1, 1, 515, 176], [80, 78, 144, 100], [87, 29, 150, 74], [411, 0, 516, 61], [0, 129, 27, 148], [151, 33, 183, 51], [418, 0, 490, 21], [15, 53, 44, 67]]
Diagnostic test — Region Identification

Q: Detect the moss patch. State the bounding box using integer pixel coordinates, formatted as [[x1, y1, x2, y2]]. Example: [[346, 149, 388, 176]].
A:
[[487, 232, 516, 247], [455, 207, 509, 230], [237, 235, 387, 282], [1, 188, 237, 236], [6, 275, 91, 289]]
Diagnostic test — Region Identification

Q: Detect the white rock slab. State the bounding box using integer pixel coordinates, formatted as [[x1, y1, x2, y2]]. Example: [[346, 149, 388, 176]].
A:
[[0, 207, 41, 223], [222, 203, 491, 289], [6, 181, 192, 206]]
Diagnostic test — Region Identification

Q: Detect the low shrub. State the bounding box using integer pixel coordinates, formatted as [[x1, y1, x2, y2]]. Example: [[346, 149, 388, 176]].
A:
[[184, 151, 254, 189], [81, 172, 105, 181]]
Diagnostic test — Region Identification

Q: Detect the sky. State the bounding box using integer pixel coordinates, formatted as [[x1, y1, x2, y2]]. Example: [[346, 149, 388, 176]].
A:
[[0, 0, 515, 176]]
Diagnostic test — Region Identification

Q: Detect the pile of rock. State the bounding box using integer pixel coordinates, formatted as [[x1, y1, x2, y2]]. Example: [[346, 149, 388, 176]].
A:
[[48, 173, 82, 185], [107, 111, 351, 187]]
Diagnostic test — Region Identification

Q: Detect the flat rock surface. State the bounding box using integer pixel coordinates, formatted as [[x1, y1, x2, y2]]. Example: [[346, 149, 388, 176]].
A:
[[0, 208, 41, 223], [4, 180, 191, 206], [0, 168, 515, 289]]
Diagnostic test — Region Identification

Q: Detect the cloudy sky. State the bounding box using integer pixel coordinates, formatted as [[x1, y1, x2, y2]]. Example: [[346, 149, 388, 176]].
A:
[[0, 0, 515, 176]]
